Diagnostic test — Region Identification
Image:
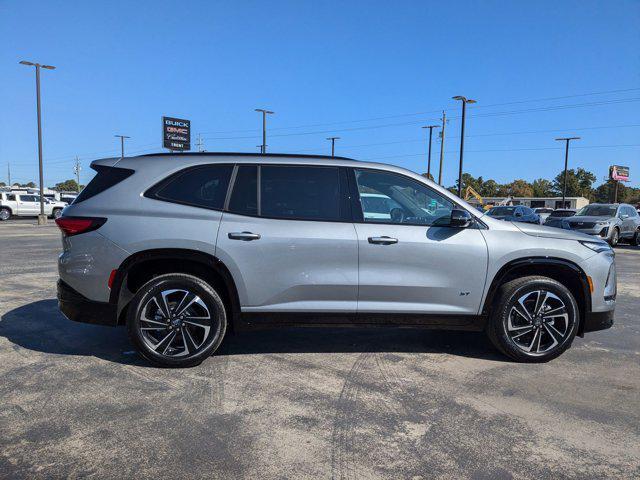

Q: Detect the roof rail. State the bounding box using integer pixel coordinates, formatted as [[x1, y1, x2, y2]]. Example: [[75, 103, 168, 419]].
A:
[[135, 152, 356, 161]]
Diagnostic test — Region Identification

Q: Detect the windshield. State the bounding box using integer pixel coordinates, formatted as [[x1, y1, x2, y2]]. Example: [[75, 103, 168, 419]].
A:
[[575, 205, 617, 217], [488, 206, 516, 216]]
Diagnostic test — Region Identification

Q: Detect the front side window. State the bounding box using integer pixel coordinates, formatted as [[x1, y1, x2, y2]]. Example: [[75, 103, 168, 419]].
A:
[[354, 169, 454, 225], [260, 165, 345, 221], [148, 164, 233, 210]]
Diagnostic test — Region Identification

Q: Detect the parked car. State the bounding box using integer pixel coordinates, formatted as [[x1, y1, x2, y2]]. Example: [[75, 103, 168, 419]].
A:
[[0, 192, 66, 221], [56, 153, 616, 367], [533, 207, 554, 223], [562, 203, 640, 246], [486, 205, 541, 224], [544, 209, 576, 228]]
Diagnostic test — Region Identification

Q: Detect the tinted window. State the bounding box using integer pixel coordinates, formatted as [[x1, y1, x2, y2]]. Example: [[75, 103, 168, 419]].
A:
[[261, 165, 343, 221], [150, 164, 233, 210], [488, 206, 516, 216], [549, 210, 575, 218], [6, 194, 15, 201], [20, 195, 37, 202], [228, 165, 258, 216], [75, 165, 134, 204], [522, 207, 534, 215], [355, 169, 454, 225]]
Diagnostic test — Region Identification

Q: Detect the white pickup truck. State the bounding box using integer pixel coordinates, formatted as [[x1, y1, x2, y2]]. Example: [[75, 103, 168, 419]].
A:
[[0, 192, 67, 221]]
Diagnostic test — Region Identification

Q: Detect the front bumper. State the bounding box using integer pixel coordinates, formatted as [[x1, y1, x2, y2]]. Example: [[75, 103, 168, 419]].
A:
[[566, 225, 610, 239], [57, 280, 118, 326]]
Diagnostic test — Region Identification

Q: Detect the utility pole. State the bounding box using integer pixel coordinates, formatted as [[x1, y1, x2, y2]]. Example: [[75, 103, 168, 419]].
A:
[[555, 137, 580, 208], [326, 137, 340, 157], [255, 108, 274, 153], [196, 133, 205, 152], [114, 135, 130, 159], [421, 125, 439, 179], [7, 163, 10, 187], [20, 60, 55, 225], [437, 111, 447, 186], [452, 96, 477, 197], [73, 157, 81, 192]]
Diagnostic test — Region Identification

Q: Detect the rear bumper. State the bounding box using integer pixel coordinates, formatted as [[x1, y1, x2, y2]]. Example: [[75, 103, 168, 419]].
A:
[[57, 280, 118, 326], [582, 309, 614, 334]]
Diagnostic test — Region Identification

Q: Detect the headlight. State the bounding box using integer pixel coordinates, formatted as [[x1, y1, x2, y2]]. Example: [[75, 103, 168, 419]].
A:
[[579, 240, 612, 253], [595, 221, 609, 226]]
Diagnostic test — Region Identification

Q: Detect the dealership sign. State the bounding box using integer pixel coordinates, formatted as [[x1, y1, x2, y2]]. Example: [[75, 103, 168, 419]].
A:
[[609, 165, 630, 182], [162, 116, 191, 151]]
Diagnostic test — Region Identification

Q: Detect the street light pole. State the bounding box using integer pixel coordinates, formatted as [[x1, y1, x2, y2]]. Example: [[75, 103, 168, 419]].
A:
[[255, 109, 274, 153], [452, 96, 477, 197], [326, 137, 340, 157], [20, 60, 55, 225], [421, 125, 439, 179], [555, 137, 580, 208], [438, 111, 446, 185], [114, 135, 130, 159]]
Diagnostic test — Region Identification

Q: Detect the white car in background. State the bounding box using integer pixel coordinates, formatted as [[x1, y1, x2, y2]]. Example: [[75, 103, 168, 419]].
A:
[[0, 192, 67, 220], [534, 207, 554, 224]]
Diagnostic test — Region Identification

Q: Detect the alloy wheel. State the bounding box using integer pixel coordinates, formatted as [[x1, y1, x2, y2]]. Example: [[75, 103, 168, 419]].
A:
[[139, 288, 216, 357], [506, 290, 573, 356], [0, 209, 9, 221]]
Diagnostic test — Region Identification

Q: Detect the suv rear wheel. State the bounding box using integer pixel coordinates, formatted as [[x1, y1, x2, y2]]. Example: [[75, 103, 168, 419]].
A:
[[609, 227, 620, 247], [486, 276, 578, 362], [126, 273, 227, 367]]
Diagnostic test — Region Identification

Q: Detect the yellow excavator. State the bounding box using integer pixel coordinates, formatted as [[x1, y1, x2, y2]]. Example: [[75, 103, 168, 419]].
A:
[[464, 186, 492, 211]]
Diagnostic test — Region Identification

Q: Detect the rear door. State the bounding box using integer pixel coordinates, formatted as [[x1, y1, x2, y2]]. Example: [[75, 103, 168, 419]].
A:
[[350, 168, 488, 318], [17, 195, 39, 215], [216, 164, 358, 315]]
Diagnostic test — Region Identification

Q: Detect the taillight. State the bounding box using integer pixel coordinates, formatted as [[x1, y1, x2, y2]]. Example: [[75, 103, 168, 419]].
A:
[[55, 216, 107, 236]]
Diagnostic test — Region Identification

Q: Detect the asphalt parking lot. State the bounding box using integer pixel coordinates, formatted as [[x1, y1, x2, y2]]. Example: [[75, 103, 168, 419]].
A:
[[1, 219, 639, 479]]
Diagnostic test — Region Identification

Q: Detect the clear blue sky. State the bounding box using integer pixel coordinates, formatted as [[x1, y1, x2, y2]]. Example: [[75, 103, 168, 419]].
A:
[[1, 0, 639, 188]]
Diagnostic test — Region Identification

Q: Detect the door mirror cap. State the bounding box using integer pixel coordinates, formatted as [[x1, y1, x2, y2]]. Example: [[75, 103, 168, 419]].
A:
[[514, 211, 523, 217], [620, 214, 629, 219], [450, 208, 472, 228]]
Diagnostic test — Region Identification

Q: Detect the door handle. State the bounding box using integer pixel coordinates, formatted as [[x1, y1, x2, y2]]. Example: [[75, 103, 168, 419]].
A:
[[368, 236, 398, 245], [228, 231, 261, 241]]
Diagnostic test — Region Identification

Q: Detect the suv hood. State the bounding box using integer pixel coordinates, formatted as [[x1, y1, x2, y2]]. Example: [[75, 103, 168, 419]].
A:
[[513, 222, 593, 241], [564, 215, 613, 224]]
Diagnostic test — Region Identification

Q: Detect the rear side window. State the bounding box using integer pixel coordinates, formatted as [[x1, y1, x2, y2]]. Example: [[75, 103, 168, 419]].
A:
[[260, 165, 345, 221], [75, 165, 134, 204], [147, 164, 233, 210]]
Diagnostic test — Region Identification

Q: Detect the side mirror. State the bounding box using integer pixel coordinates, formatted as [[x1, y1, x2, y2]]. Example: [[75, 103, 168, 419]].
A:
[[450, 208, 472, 228], [620, 214, 629, 220]]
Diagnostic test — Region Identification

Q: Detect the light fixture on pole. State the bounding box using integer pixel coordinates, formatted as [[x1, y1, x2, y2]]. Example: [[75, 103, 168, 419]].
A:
[[326, 137, 340, 157], [20, 60, 56, 225], [114, 135, 130, 159], [452, 96, 476, 197], [421, 125, 439, 179], [255, 109, 274, 153], [555, 137, 580, 208]]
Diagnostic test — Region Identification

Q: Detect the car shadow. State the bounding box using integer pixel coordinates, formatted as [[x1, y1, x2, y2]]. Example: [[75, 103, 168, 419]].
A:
[[1, 299, 507, 365]]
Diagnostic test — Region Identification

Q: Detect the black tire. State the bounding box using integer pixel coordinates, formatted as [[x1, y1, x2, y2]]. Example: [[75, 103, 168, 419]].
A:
[[126, 273, 227, 367], [486, 276, 579, 363], [0, 208, 10, 221], [609, 227, 619, 247], [51, 208, 63, 219]]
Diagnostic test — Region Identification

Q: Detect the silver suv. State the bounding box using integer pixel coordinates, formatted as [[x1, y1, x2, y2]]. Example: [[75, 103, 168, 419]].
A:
[[563, 203, 640, 246], [56, 153, 616, 367]]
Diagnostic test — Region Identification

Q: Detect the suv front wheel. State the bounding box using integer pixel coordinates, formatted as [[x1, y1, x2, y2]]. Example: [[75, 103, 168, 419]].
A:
[[126, 273, 227, 367], [486, 276, 578, 362]]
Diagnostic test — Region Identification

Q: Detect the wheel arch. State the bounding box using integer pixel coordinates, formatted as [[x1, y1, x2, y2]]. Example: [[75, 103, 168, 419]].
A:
[[0, 205, 13, 214], [110, 248, 241, 330], [482, 257, 591, 336]]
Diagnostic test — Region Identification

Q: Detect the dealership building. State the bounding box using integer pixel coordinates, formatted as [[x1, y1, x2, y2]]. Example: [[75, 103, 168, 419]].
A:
[[467, 196, 590, 210]]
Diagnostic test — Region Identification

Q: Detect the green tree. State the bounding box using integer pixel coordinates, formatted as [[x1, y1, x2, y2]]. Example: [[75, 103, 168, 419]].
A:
[[54, 179, 80, 192], [18, 182, 36, 188], [532, 178, 553, 197], [0, 182, 5, 187], [480, 179, 499, 197], [552, 168, 596, 198]]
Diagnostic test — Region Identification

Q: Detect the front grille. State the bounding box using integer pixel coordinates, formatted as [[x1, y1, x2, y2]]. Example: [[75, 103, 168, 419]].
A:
[[569, 221, 595, 229]]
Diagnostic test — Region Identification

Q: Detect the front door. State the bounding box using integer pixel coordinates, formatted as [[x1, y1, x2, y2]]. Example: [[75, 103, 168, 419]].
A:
[[216, 164, 358, 314], [17, 195, 39, 215], [351, 168, 488, 317]]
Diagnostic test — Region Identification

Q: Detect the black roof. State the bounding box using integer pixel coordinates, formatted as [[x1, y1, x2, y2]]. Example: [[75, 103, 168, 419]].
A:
[[136, 152, 356, 161]]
